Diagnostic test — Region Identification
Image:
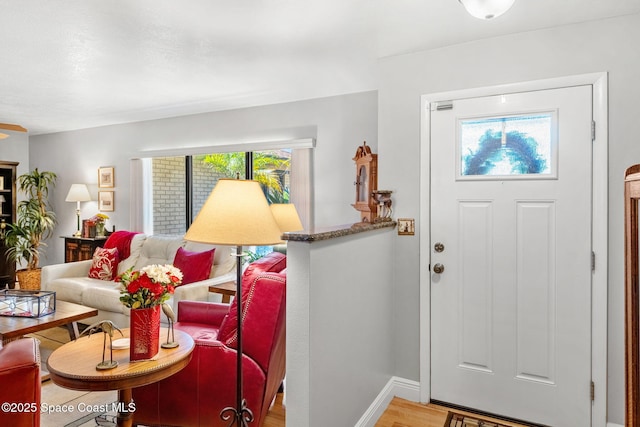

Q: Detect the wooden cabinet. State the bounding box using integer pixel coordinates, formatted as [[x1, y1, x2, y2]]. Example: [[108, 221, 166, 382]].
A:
[[0, 161, 18, 289], [63, 236, 107, 263], [625, 164, 640, 427]]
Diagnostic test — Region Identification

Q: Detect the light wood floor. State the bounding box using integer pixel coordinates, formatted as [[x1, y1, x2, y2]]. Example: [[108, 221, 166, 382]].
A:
[[263, 393, 285, 427], [265, 396, 533, 427], [375, 397, 533, 427]]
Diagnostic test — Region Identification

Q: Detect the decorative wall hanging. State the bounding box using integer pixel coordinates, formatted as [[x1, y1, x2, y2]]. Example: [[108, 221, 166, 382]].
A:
[[352, 141, 378, 223], [98, 191, 114, 212], [397, 218, 415, 236], [98, 166, 114, 188]]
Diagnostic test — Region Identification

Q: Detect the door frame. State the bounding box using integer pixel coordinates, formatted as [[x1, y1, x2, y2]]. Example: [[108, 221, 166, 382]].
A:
[[419, 73, 608, 426]]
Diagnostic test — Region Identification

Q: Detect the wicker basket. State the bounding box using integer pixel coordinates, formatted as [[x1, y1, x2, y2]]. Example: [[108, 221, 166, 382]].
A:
[[16, 269, 42, 291]]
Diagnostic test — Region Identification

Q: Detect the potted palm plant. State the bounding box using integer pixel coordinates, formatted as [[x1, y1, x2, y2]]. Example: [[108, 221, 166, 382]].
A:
[[4, 169, 57, 290]]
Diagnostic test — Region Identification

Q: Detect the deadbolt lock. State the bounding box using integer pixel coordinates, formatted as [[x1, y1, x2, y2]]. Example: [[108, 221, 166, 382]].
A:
[[434, 242, 445, 253]]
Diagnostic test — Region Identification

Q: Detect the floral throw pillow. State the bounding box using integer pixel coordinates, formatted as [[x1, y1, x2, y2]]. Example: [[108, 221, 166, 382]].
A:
[[88, 247, 120, 281]]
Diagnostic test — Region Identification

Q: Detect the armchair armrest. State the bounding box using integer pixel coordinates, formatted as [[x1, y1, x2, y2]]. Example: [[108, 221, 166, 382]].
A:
[[41, 260, 92, 291], [0, 337, 40, 373], [177, 300, 229, 326], [0, 338, 41, 425]]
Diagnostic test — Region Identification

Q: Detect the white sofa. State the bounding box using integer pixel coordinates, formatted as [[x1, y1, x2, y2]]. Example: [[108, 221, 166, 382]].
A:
[[41, 234, 236, 327]]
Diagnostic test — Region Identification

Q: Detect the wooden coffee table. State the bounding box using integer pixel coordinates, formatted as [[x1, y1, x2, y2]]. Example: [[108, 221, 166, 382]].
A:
[[47, 327, 195, 427], [0, 299, 98, 345]]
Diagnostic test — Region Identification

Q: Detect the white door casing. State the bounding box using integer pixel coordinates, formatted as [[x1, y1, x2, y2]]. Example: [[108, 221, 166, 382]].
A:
[[418, 73, 608, 427]]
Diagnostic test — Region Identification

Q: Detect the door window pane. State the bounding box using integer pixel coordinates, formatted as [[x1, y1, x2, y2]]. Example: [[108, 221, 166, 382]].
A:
[[459, 113, 556, 179]]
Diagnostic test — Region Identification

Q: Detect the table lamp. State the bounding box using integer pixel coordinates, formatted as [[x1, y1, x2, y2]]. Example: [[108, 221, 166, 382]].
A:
[[65, 184, 91, 237], [185, 178, 283, 427]]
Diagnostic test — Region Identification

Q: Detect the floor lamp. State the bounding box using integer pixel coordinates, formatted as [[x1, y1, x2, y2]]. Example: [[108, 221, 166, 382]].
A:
[[65, 184, 91, 237], [184, 179, 284, 427]]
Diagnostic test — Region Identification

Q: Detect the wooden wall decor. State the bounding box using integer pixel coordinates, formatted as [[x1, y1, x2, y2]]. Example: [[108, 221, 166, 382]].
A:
[[352, 141, 378, 223], [625, 164, 640, 427]]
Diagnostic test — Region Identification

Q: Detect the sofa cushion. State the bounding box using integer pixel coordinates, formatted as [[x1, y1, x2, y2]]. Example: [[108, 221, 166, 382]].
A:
[[81, 281, 130, 315], [133, 235, 183, 271], [47, 277, 94, 304], [173, 247, 215, 285], [88, 247, 119, 280]]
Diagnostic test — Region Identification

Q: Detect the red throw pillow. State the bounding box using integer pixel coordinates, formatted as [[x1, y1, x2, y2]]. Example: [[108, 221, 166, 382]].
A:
[[88, 247, 120, 281], [173, 247, 215, 285]]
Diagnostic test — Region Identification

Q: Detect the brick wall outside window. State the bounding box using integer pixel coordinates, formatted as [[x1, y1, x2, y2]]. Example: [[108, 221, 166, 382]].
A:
[[152, 157, 226, 235]]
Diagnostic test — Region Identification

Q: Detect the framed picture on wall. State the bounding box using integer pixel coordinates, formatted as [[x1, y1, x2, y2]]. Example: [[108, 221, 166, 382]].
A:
[[98, 166, 114, 188], [98, 191, 114, 212]]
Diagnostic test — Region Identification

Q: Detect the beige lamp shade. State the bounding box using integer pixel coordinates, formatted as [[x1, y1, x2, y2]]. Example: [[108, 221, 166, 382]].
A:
[[270, 204, 303, 233], [185, 179, 283, 246], [65, 184, 91, 202]]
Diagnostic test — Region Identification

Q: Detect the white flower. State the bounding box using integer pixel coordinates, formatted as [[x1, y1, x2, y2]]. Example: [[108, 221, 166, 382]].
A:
[[141, 264, 183, 284]]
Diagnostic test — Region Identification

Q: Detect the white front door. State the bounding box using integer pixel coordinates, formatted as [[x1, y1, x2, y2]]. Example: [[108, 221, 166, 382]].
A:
[[430, 86, 593, 427]]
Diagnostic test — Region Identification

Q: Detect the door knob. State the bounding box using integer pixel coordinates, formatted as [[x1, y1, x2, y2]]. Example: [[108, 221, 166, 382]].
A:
[[433, 263, 445, 274]]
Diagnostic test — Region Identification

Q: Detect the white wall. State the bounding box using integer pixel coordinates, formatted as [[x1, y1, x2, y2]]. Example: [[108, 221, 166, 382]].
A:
[[378, 13, 640, 425], [29, 91, 378, 265], [287, 227, 395, 427], [0, 131, 30, 184]]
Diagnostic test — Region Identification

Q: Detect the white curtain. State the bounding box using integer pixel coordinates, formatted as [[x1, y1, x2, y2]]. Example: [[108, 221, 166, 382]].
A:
[[290, 148, 313, 231], [129, 158, 153, 234]]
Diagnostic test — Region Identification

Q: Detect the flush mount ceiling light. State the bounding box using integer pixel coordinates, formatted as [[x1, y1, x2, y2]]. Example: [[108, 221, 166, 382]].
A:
[[459, 0, 515, 19]]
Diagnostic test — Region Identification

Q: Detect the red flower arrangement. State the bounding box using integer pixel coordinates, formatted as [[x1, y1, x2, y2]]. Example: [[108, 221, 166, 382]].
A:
[[116, 264, 183, 309]]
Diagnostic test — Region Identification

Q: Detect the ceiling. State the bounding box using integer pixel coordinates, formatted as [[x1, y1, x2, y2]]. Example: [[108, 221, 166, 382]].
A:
[[1, 0, 639, 136]]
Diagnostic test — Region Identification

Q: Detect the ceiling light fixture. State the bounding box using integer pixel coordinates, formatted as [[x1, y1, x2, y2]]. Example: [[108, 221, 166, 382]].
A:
[[459, 0, 515, 20], [0, 123, 28, 140]]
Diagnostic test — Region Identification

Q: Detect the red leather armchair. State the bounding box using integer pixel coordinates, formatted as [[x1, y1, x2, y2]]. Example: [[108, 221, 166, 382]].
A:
[[132, 252, 287, 427], [0, 338, 41, 427]]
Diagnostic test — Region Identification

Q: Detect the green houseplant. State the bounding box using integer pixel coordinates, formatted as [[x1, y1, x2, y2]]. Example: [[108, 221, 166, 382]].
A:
[[4, 169, 57, 289]]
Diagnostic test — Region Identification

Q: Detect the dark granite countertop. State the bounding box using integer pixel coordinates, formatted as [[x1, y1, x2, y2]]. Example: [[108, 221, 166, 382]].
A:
[[282, 220, 396, 242]]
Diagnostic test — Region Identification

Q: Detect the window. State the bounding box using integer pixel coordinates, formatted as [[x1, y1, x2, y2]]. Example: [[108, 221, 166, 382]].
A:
[[151, 149, 292, 235], [458, 113, 556, 179]]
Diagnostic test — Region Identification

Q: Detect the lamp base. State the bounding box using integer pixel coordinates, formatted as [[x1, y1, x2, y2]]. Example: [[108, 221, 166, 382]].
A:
[[221, 400, 254, 427]]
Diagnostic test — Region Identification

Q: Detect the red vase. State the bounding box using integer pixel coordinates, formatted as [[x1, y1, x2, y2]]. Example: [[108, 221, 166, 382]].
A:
[[129, 305, 161, 361]]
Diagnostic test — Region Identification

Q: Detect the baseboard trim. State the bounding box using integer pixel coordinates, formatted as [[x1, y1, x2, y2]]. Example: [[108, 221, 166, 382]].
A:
[[354, 376, 420, 427], [607, 423, 623, 427]]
